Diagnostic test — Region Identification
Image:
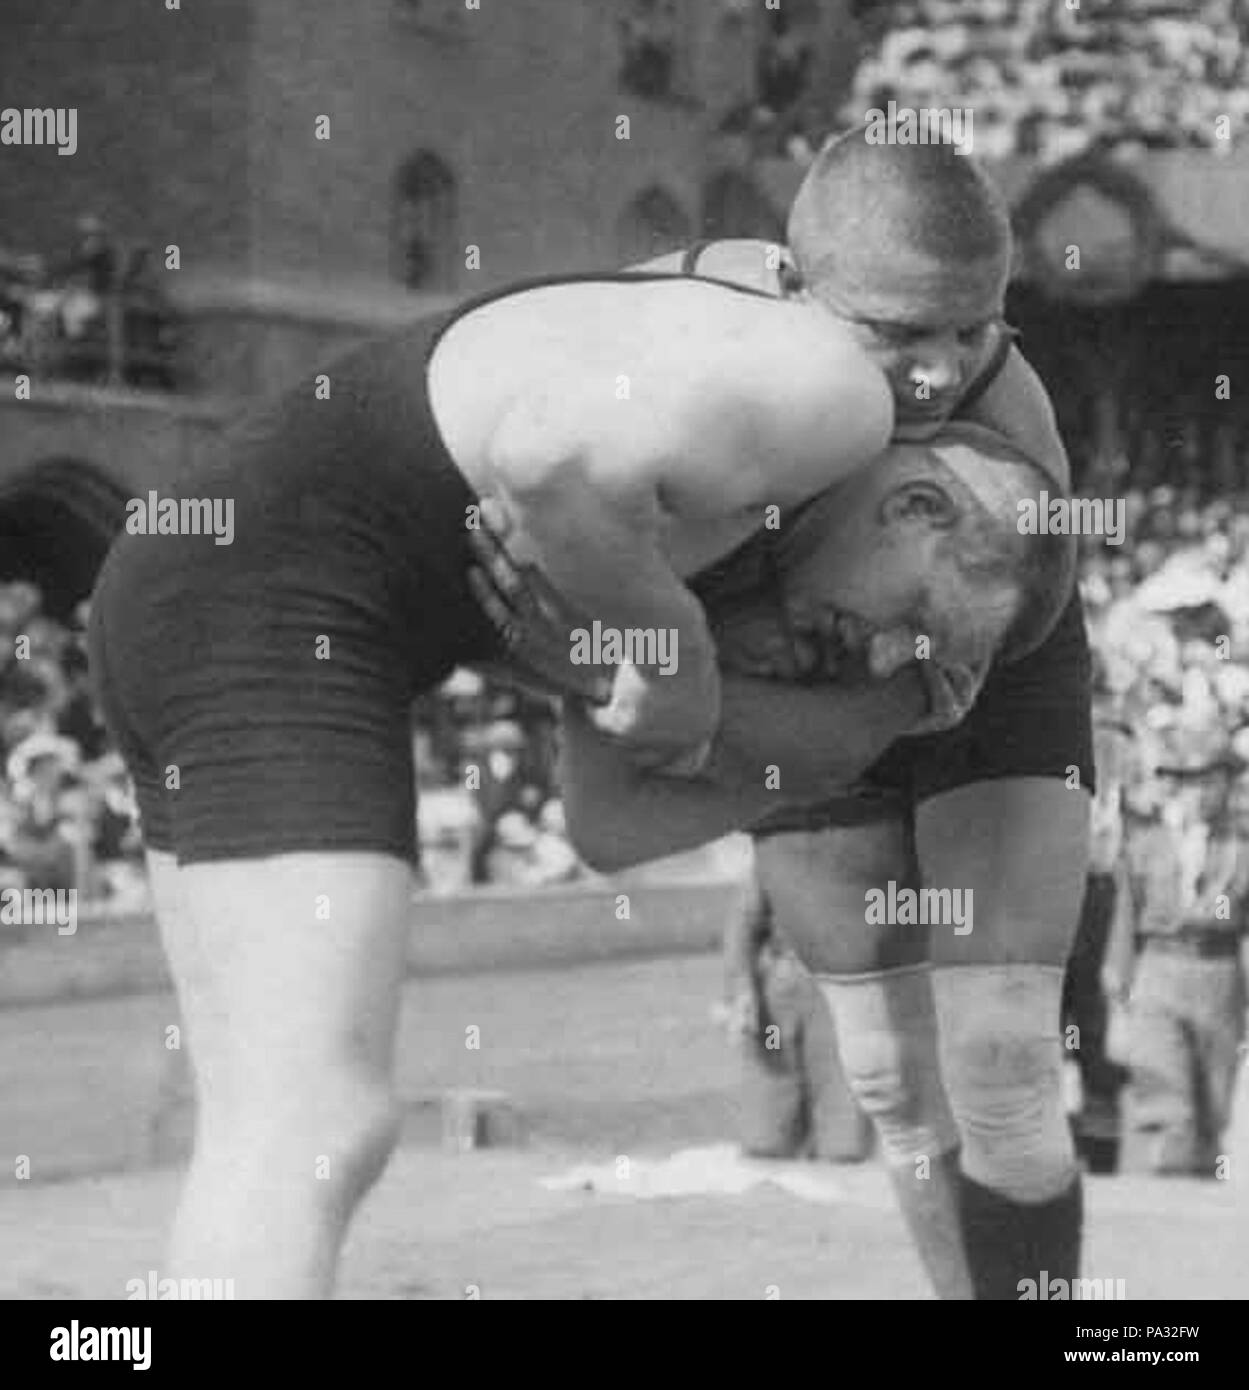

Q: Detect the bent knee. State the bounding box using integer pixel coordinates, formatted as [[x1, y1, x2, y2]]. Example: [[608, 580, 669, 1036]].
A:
[[932, 965, 1076, 1201], [819, 969, 957, 1163], [199, 1077, 402, 1198]]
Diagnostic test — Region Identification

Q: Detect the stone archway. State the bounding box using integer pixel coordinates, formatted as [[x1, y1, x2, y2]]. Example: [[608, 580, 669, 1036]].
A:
[[0, 457, 129, 620]]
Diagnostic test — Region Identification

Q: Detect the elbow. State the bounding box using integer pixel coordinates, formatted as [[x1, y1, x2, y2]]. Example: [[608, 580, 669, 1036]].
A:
[[565, 792, 658, 871], [562, 788, 633, 872], [489, 445, 569, 503], [569, 823, 643, 874]]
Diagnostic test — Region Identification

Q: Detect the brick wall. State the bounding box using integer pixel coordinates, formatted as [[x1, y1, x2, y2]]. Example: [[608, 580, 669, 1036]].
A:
[[0, 0, 253, 267]]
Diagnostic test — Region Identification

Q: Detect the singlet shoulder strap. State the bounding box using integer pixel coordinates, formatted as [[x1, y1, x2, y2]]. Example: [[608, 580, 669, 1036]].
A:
[[955, 322, 1023, 416], [679, 241, 714, 275], [423, 264, 773, 365]]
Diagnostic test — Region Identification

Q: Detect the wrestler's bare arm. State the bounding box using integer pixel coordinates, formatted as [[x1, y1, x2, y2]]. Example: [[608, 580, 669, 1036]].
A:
[[484, 293, 892, 759], [561, 667, 929, 871], [485, 297, 893, 612], [558, 704, 769, 869]]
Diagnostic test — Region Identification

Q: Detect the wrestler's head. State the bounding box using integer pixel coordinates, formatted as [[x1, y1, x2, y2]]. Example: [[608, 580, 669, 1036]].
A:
[[785, 132, 1012, 442], [708, 424, 1075, 692]]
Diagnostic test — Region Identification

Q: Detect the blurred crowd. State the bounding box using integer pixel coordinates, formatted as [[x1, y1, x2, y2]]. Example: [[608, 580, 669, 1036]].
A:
[[847, 0, 1249, 164], [1070, 487, 1249, 1173], [0, 214, 180, 389], [0, 583, 143, 929], [411, 672, 581, 895], [740, 0, 1249, 164]]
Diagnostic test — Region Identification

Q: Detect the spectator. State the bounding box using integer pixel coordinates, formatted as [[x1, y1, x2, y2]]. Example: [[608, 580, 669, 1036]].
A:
[[1111, 724, 1247, 1175], [0, 217, 180, 388], [1062, 711, 1133, 1170], [63, 214, 118, 297], [5, 732, 84, 895], [120, 246, 178, 390], [724, 865, 873, 1162]]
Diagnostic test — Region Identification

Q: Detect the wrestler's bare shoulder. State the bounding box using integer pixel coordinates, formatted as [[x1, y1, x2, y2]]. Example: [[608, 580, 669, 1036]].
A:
[[430, 274, 888, 487], [436, 274, 835, 374]]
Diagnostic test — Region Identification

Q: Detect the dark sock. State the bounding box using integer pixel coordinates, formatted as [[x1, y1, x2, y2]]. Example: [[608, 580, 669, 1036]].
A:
[[958, 1173, 1083, 1300]]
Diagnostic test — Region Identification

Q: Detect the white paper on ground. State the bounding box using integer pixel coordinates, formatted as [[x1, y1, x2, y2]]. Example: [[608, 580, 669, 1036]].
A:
[[539, 1143, 848, 1204]]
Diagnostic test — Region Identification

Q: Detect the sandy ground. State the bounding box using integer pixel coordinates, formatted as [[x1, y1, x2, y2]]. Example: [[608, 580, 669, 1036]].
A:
[[2, 953, 1247, 1299]]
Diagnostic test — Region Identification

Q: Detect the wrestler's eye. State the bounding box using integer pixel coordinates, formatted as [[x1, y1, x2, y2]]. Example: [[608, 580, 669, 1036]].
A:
[[894, 485, 954, 524], [868, 321, 924, 347], [957, 322, 991, 346]]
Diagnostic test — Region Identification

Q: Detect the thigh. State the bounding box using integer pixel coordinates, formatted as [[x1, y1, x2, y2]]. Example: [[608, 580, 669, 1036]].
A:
[[919, 778, 1087, 968], [147, 847, 188, 933], [753, 818, 925, 974], [146, 848, 197, 1101], [163, 851, 414, 1115]]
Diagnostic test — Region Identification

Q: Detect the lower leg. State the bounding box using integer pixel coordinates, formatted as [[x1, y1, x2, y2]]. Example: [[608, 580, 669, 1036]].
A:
[[957, 1169, 1082, 1301], [888, 1149, 973, 1299], [933, 964, 1083, 1300], [169, 1082, 400, 1299], [816, 966, 973, 1299], [153, 851, 414, 1299]]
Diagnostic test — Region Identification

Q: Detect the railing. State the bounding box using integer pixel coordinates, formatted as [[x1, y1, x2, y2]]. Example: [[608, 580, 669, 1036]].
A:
[[0, 250, 182, 393]]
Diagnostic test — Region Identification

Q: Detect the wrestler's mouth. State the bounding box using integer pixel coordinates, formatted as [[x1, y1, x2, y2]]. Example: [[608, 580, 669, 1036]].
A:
[[790, 605, 880, 682], [894, 404, 957, 434]]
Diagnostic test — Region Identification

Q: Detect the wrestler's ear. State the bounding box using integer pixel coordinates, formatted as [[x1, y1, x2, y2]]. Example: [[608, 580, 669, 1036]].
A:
[[777, 260, 806, 298], [879, 480, 959, 531]]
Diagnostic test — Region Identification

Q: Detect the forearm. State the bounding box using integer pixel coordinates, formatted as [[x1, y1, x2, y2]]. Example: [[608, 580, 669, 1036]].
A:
[[559, 705, 771, 869], [560, 669, 928, 870], [705, 668, 928, 802], [502, 469, 715, 649], [499, 469, 720, 762]]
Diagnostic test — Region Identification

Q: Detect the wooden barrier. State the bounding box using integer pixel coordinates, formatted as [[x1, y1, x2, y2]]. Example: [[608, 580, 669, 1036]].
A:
[[0, 878, 749, 1010]]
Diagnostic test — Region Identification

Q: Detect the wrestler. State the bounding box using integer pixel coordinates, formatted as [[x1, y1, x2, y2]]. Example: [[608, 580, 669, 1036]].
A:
[[88, 261, 976, 1298], [489, 132, 1093, 1300]]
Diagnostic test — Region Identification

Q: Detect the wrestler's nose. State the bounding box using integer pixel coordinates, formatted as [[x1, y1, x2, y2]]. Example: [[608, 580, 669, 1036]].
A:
[[907, 348, 961, 396], [867, 626, 918, 680]]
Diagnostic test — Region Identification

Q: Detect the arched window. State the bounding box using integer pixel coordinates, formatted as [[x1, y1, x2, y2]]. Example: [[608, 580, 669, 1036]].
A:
[[615, 186, 692, 264], [392, 151, 458, 291], [0, 458, 129, 619]]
